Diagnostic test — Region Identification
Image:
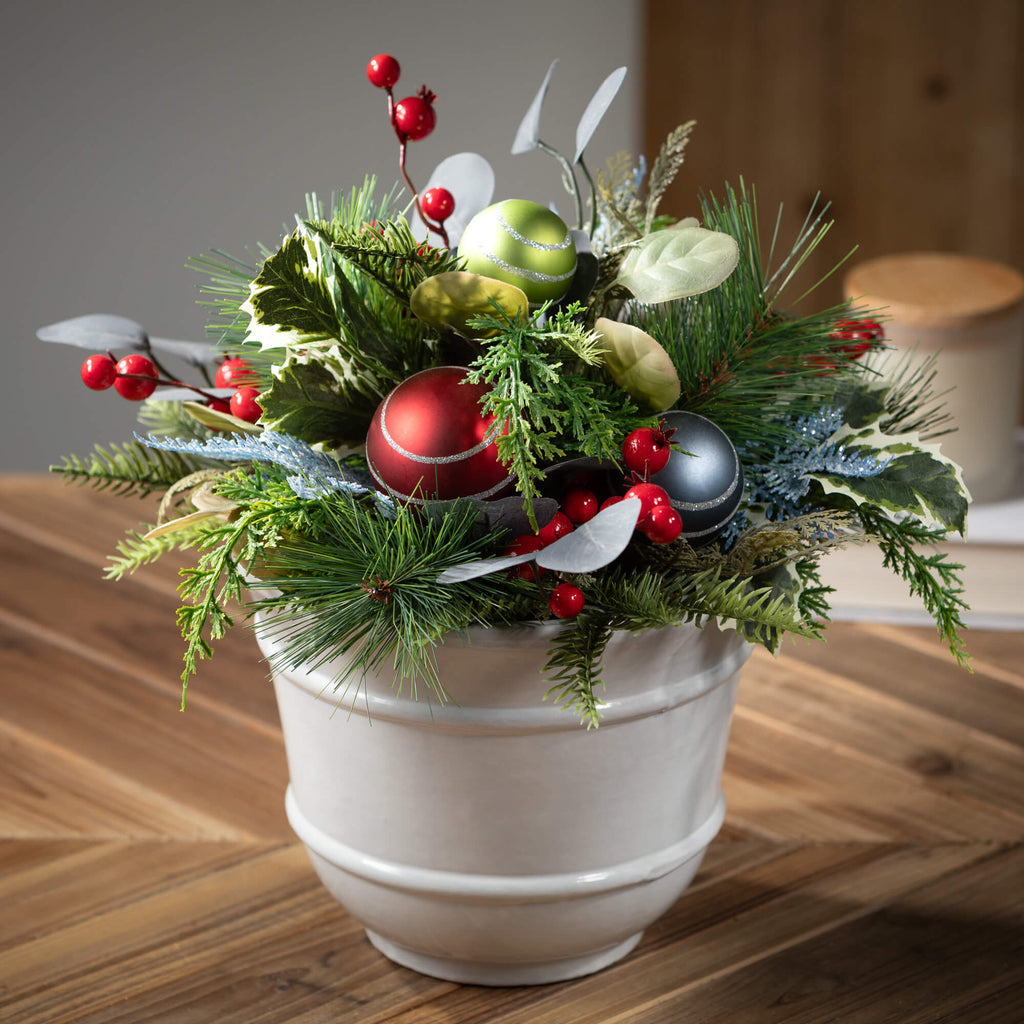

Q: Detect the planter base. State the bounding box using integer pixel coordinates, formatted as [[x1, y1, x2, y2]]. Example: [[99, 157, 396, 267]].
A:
[[365, 929, 644, 987]]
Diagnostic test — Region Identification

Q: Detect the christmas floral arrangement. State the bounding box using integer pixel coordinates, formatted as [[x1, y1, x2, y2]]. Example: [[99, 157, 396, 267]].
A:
[[40, 57, 970, 726]]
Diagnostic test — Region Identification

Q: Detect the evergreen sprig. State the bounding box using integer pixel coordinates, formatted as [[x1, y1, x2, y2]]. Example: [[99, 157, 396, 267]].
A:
[[52, 441, 200, 498], [465, 304, 641, 521], [858, 506, 970, 667]]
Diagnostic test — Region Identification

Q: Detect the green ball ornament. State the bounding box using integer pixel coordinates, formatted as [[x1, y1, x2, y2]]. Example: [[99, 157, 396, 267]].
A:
[[458, 199, 577, 305]]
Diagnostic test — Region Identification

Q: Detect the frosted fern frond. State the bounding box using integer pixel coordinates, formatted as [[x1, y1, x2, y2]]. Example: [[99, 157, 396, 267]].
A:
[[135, 430, 381, 504]]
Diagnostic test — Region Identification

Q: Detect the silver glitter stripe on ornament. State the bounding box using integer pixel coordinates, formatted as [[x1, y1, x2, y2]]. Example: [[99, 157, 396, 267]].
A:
[[497, 207, 574, 252], [366, 457, 514, 505], [475, 247, 577, 284], [378, 391, 504, 465], [680, 507, 741, 540]]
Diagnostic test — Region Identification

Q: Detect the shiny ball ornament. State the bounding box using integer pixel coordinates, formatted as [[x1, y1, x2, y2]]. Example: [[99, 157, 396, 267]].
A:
[[649, 411, 744, 547], [458, 200, 577, 305], [366, 366, 512, 504]]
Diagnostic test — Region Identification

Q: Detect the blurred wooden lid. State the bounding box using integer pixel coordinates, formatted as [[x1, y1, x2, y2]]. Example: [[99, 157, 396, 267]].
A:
[[844, 253, 1024, 329]]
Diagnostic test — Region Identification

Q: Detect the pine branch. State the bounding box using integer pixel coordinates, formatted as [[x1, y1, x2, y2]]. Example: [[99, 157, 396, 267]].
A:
[[105, 521, 205, 580], [51, 441, 200, 498], [544, 616, 613, 728]]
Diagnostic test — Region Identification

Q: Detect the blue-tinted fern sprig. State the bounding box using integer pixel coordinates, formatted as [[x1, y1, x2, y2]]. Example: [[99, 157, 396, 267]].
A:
[[740, 407, 889, 522], [135, 430, 393, 513]]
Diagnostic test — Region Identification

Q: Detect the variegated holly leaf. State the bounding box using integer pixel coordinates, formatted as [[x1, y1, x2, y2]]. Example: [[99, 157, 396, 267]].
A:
[[243, 233, 342, 349], [616, 223, 739, 303], [257, 347, 377, 447], [574, 66, 627, 163], [811, 423, 969, 535], [511, 59, 559, 156]]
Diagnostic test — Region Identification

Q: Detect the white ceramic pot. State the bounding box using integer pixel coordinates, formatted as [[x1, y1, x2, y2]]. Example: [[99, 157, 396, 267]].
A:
[[256, 619, 750, 986]]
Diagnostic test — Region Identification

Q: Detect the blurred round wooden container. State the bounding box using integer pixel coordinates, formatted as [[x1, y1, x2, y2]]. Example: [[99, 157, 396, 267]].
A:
[[844, 253, 1024, 504]]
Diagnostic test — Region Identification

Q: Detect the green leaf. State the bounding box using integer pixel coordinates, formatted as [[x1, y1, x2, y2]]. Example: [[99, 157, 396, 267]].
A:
[[410, 271, 529, 337], [244, 233, 342, 348], [258, 347, 379, 447], [616, 223, 739, 303], [593, 317, 681, 412], [812, 424, 969, 535]]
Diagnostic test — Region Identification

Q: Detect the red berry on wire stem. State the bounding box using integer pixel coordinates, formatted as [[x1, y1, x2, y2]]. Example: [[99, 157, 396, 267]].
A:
[[561, 488, 598, 525], [366, 54, 400, 89], [394, 87, 436, 140], [420, 187, 455, 223], [80, 353, 117, 391], [549, 583, 585, 620], [113, 354, 158, 401], [642, 504, 683, 545], [504, 534, 546, 581], [215, 357, 257, 389], [622, 424, 673, 477], [623, 481, 671, 526], [537, 511, 574, 546], [230, 387, 263, 423]]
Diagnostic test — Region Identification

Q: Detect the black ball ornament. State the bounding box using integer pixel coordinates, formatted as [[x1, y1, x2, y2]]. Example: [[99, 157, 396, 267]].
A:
[[649, 411, 743, 547]]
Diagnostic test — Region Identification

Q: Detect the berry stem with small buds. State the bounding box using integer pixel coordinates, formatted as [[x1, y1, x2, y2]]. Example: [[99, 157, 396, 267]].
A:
[[384, 85, 450, 248]]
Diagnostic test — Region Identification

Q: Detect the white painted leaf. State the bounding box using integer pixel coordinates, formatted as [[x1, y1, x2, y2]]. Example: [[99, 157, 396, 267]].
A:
[[511, 60, 559, 155], [435, 498, 641, 584], [535, 497, 640, 572], [36, 314, 216, 363], [574, 66, 627, 163], [616, 225, 739, 303]]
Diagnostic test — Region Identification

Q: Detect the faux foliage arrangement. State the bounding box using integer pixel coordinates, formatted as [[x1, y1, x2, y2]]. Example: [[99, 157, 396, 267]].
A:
[[40, 58, 970, 727]]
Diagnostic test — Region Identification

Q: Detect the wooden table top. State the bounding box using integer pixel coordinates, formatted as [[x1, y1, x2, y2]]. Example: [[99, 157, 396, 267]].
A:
[[2, 476, 1022, 1023]]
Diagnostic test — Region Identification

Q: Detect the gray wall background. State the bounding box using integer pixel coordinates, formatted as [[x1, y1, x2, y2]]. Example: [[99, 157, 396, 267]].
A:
[[2, 0, 641, 472]]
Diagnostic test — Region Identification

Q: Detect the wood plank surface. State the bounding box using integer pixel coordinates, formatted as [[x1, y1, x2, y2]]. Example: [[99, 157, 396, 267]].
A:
[[1, 476, 1022, 1023]]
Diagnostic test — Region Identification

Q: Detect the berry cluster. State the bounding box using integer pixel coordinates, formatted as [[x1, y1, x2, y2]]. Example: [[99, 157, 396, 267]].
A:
[[504, 423, 684, 620], [78, 351, 263, 424], [365, 53, 454, 246]]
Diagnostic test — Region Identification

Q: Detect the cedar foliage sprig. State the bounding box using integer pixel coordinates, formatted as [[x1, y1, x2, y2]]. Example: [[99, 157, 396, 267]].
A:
[[858, 506, 971, 667], [465, 303, 642, 522]]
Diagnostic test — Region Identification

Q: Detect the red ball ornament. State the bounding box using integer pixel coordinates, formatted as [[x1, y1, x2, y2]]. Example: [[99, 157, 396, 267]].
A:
[[366, 366, 512, 504]]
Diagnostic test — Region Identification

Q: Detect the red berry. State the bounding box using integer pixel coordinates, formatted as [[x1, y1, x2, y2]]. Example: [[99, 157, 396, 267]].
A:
[[599, 495, 625, 511], [623, 426, 672, 477], [113, 354, 158, 400], [829, 318, 884, 359], [206, 397, 232, 415], [537, 511, 573, 546], [561, 488, 598, 525], [230, 386, 263, 423], [420, 187, 455, 223], [80, 353, 117, 391], [623, 482, 671, 526], [366, 54, 400, 89], [394, 88, 436, 140], [214, 357, 257, 389], [549, 583, 585, 620], [642, 504, 683, 544], [504, 534, 546, 581]]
